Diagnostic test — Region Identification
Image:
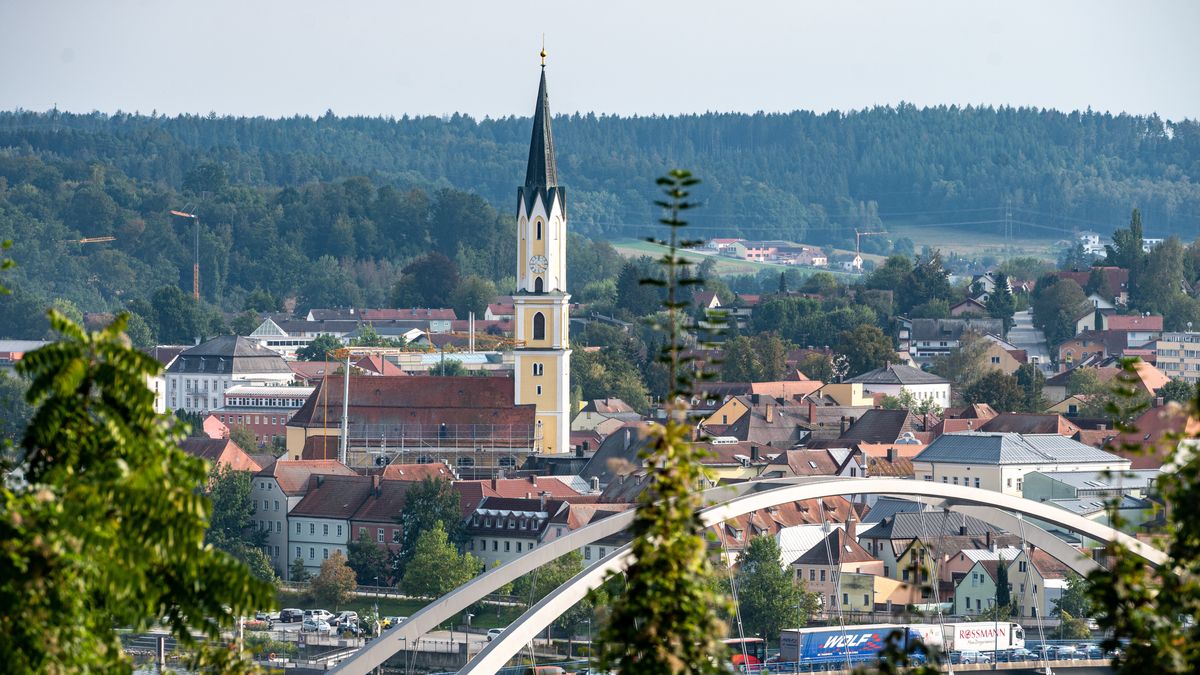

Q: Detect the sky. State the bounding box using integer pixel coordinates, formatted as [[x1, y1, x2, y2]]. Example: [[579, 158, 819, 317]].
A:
[[1, 0, 1197, 121]]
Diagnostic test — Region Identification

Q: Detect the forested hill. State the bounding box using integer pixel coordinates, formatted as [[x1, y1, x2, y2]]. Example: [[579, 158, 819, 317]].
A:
[[2, 106, 1198, 246]]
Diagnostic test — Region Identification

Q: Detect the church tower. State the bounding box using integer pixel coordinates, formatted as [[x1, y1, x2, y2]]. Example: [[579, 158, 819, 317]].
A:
[[514, 49, 570, 454]]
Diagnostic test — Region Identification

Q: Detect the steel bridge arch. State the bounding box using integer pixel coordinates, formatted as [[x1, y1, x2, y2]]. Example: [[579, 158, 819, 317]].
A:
[[332, 477, 1166, 675]]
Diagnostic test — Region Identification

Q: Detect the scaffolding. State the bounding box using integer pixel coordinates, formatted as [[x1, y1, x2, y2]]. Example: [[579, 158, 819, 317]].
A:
[[336, 422, 540, 479]]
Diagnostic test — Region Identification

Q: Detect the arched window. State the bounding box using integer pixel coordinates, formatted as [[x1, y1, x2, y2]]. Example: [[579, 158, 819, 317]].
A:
[[534, 277, 544, 293], [533, 312, 546, 340], [536, 221, 542, 240]]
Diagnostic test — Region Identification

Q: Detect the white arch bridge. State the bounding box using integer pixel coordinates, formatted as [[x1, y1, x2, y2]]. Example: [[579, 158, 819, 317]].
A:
[[331, 477, 1166, 674]]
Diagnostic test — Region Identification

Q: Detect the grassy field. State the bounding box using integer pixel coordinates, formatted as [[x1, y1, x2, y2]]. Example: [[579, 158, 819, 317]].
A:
[[275, 590, 524, 629], [609, 238, 875, 278], [887, 222, 1062, 260]]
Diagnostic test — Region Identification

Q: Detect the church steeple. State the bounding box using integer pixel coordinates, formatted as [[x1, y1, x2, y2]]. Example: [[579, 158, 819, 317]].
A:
[[524, 64, 558, 190]]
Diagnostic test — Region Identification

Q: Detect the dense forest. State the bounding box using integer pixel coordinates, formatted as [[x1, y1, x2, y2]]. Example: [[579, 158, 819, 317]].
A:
[[0, 105, 1196, 339]]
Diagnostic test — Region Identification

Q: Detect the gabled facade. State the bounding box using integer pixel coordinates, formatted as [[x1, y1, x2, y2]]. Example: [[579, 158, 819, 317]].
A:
[[250, 459, 358, 578]]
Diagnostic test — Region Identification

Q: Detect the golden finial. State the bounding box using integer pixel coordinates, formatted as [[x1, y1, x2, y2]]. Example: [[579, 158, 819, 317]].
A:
[[540, 35, 547, 67]]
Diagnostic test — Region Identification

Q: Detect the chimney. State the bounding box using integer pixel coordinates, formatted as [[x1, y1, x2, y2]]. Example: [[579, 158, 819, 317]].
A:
[[751, 393, 761, 405], [590, 476, 600, 492], [491, 477, 499, 491], [529, 475, 538, 487], [765, 403, 775, 424], [315, 475, 324, 488], [576, 444, 585, 458], [372, 474, 381, 494], [986, 530, 994, 551], [846, 512, 858, 540], [539, 491, 549, 511], [750, 446, 760, 461], [840, 416, 850, 434], [808, 399, 817, 423], [959, 524, 967, 536]]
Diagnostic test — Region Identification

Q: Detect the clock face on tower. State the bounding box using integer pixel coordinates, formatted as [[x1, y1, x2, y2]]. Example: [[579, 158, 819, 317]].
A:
[[529, 255, 549, 275]]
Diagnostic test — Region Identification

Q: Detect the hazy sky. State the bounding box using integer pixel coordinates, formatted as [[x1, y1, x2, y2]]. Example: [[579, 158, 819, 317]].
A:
[[2, 0, 1197, 120]]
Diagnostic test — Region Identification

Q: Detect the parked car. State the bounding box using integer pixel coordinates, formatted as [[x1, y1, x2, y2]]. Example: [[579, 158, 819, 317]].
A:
[[1008, 648, 1038, 661], [304, 609, 333, 622], [523, 667, 566, 675], [381, 616, 406, 630], [1045, 645, 1080, 660], [301, 618, 332, 633], [1078, 643, 1104, 659], [279, 608, 304, 623], [487, 628, 504, 641], [948, 650, 990, 664], [334, 611, 359, 626]]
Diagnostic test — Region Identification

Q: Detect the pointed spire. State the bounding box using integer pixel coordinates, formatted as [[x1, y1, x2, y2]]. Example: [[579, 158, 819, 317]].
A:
[[524, 59, 558, 190]]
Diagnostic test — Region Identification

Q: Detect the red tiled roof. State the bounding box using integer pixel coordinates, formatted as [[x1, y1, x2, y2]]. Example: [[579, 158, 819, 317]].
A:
[[1056, 267, 1128, 300], [791, 527, 878, 565], [179, 437, 267, 472], [458, 476, 586, 500], [379, 463, 455, 482], [255, 459, 358, 494], [979, 413, 1081, 436], [1106, 315, 1162, 331], [290, 474, 374, 518], [351, 479, 414, 524], [355, 355, 406, 376]]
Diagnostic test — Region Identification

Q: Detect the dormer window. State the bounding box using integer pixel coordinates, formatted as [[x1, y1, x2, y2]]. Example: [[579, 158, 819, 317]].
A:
[[507, 519, 516, 529]]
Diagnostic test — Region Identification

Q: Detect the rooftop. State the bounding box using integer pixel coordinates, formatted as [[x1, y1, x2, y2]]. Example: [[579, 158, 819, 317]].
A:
[[845, 363, 949, 386], [915, 432, 1127, 466]]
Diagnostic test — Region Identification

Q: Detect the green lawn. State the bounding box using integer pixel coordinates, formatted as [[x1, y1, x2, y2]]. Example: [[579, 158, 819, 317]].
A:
[[887, 222, 1061, 260]]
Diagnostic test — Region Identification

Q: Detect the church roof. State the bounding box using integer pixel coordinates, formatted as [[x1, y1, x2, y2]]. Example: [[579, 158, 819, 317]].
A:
[[525, 67, 557, 190]]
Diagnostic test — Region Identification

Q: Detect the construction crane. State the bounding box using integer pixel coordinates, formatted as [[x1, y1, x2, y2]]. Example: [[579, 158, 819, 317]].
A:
[[60, 236, 116, 245], [854, 228, 887, 255], [170, 209, 201, 299]]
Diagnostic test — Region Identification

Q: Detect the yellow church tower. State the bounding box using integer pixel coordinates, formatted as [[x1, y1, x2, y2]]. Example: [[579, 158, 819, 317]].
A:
[[514, 49, 570, 454]]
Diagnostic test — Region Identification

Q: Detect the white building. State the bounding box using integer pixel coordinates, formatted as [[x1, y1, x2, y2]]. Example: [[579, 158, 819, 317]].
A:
[[286, 473, 373, 578], [250, 459, 357, 578], [844, 363, 952, 407], [165, 335, 293, 413], [912, 432, 1130, 497]]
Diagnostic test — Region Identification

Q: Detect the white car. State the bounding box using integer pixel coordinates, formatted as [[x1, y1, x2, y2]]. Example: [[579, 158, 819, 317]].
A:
[[301, 618, 332, 633], [334, 611, 359, 626], [304, 609, 334, 622], [486, 628, 503, 641]]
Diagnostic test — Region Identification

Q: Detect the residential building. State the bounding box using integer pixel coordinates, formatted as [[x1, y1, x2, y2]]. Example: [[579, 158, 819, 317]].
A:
[[1006, 548, 1071, 619], [464, 495, 564, 567], [208, 383, 314, 448], [953, 559, 1001, 616], [844, 363, 952, 406], [912, 432, 1130, 496], [859, 511, 1013, 586], [908, 318, 1004, 361], [1055, 268, 1129, 307], [288, 474, 375, 578], [0, 339, 49, 373], [980, 334, 1027, 375], [145, 346, 186, 413], [1153, 331, 1200, 383], [250, 459, 357, 578], [697, 393, 813, 447], [349, 479, 414, 558], [949, 298, 988, 317], [1100, 314, 1162, 344], [790, 516, 882, 611], [165, 336, 293, 413]]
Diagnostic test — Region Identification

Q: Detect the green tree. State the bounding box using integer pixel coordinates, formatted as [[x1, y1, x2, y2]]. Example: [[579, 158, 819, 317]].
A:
[[0, 312, 272, 672], [838, 324, 895, 376], [596, 170, 729, 674], [1054, 611, 1092, 640], [203, 464, 274, 582], [290, 557, 311, 583], [986, 272, 1016, 333], [311, 550, 357, 609], [1105, 208, 1146, 270], [720, 332, 789, 382], [1053, 573, 1092, 619], [396, 477, 466, 572], [1031, 275, 1090, 348], [1132, 236, 1185, 316], [432, 357, 468, 376], [351, 323, 406, 348], [1158, 379, 1196, 404], [230, 310, 260, 336], [962, 370, 1025, 412], [1014, 363, 1047, 412], [228, 423, 259, 453], [995, 557, 1011, 613], [734, 536, 818, 649], [614, 258, 663, 318], [797, 352, 837, 382], [123, 311, 155, 349], [243, 287, 282, 312], [401, 521, 481, 597], [0, 370, 32, 444], [451, 274, 498, 319], [297, 333, 344, 361], [930, 330, 989, 389], [347, 532, 391, 586], [392, 252, 459, 308]]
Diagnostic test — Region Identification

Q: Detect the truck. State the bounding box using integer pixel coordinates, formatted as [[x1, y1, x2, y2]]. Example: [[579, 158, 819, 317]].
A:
[[778, 622, 1024, 664], [779, 624, 935, 664]]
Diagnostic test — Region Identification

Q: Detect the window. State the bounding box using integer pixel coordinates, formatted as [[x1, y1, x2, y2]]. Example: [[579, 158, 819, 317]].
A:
[[976, 599, 981, 610], [534, 277, 544, 293], [536, 385, 542, 395], [276, 521, 281, 532], [393, 529, 401, 543], [296, 546, 301, 559], [492, 540, 498, 551], [820, 570, 826, 581], [991, 356, 1001, 364], [902, 569, 910, 581], [809, 569, 815, 581], [336, 525, 342, 537], [274, 500, 280, 511], [533, 363, 543, 376], [378, 528, 384, 543], [323, 524, 329, 536], [533, 312, 546, 340], [309, 547, 315, 560], [296, 522, 301, 534], [262, 499, 268, 510], [504, 541, 511, 552], [843, 593, 849, 605], [323, 548, 329, 560], [536, 221, 542, 240], [469, 539, 475, 551], [310, 524, 315, 535], [884, 566, 890, 576], [599, 547, 606, 557], [360, 527, 367, 538]]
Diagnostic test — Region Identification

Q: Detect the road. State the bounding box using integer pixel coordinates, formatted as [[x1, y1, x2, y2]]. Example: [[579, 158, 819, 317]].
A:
[[1008, 310, 1055, 376]]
